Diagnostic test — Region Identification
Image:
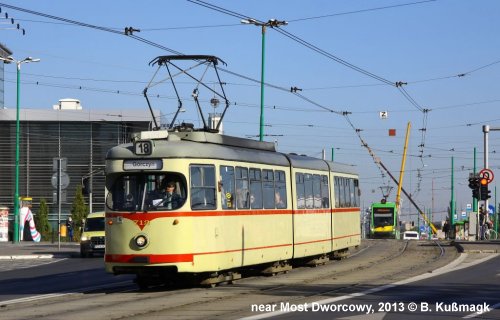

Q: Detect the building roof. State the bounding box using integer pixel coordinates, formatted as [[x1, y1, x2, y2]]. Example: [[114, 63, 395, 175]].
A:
[[0, 43, 12, 57], [0, 107, 157, 122]]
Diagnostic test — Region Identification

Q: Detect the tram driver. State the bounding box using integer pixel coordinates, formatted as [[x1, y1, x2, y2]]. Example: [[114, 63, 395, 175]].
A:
[[150, 181, 183, 210], [162, 182, 182, 210]]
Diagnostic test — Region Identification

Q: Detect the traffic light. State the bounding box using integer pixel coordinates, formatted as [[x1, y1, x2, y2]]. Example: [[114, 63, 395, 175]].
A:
[[473, 188, 479, 199], [468, 176, 479, 189], [469, 176, 480, 199], [81, 177, 90, 195], [479, 178, 491, 200]]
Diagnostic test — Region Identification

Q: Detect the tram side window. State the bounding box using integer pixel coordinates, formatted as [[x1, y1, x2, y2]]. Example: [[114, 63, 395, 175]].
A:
[[236, 167, 249, 209], [220, 166, 235, 209], [313, 174, 321, 209], [354, 179, 360, 207], [263, 169, 275, 209], [334, 177, 340, 208], [275, 170, 287, 209], [332, 177, 359, 208], [296, 173, 305, 209], [305, 174, 314, 209], [321, 175, 329, 208], [342, 178, 349, 207], [250, 168, 263, 209], [190, 165, 216, 210], [341, 178, 348, 207], [348, 178, 355, 207]]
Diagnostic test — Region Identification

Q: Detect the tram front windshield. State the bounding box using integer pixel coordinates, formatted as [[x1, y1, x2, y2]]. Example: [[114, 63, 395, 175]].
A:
[[106, 173, 187, 212], [373, 207, 395, 227]]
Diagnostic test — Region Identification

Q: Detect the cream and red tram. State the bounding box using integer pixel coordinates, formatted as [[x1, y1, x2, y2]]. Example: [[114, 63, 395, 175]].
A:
[[104, 129, 361, 287]]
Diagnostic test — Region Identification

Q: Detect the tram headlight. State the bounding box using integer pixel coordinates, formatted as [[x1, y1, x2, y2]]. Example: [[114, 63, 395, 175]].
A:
[[134, 234, 148, 248]]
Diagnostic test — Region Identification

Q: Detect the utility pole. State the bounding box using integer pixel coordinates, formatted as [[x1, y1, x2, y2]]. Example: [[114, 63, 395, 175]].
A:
[[451, 156, 455, 226], [483, 125, 489, 216], [0, 56, 40, 243], [473, 147, 477, 213], [482, 125, 500, 230], [495, 186, 498, 234], [241, 18, 288, 141], [432, 178, 434, 222]]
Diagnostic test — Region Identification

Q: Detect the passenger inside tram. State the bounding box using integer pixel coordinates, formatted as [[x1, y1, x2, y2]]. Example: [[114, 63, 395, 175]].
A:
[[275, 191, 285, 208]]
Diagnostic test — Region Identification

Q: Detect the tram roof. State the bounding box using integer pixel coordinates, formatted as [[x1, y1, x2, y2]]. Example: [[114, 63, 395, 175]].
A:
[[107, 131, 289, 166], [286, 153, 358, 175], [106, 131, 357, 175]]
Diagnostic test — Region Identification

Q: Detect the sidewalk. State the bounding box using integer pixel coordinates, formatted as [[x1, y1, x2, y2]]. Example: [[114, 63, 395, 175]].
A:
[[452, 239, 500, 253], [0, 241, 80, 259]]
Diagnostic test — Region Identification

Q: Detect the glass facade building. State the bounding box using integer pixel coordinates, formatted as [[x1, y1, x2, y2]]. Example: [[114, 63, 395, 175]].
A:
[[0, 43, 13, 109], [0, 107, 152, 229]]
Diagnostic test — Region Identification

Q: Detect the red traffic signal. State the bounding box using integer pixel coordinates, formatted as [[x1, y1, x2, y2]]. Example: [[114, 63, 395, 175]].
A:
[[480, 178, 489, 186]]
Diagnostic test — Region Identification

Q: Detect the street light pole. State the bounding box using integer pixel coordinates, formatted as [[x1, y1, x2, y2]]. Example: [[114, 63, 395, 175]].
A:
[[259, 24, 266, 142], [241, 18, 287, 141], [0, 56, 40, 243]]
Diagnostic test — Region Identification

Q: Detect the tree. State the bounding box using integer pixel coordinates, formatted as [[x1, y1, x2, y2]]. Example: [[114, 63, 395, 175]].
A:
[[34, 198, 51, 241], [70, 184, 88, 242]]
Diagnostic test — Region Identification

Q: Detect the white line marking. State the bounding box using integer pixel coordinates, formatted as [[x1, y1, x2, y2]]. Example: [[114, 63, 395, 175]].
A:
[[463, 301, 500, 319], [240, 253, 499, 319]]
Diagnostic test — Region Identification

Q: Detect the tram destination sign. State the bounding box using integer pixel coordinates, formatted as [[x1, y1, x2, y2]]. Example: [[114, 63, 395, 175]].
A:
[[123, 159, 163, 170]]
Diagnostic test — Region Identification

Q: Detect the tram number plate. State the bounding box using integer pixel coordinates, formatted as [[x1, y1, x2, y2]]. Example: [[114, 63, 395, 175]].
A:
[[134, 140, 153, 155]]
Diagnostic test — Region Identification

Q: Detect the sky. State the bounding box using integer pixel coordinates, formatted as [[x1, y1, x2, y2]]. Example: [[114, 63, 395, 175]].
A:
[[1, 0, 500, 222]]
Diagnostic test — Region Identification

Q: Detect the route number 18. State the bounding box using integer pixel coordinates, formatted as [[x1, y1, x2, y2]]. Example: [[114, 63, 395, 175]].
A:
[[134, 140, 153, 155]]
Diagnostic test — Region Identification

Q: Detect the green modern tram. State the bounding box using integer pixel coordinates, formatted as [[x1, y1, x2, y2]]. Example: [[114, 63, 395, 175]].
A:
[[369, 200, 399, 239]]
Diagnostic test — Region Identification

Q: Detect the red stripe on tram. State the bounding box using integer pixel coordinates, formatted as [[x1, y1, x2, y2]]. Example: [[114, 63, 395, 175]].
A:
[[105, 253, 194, 264]]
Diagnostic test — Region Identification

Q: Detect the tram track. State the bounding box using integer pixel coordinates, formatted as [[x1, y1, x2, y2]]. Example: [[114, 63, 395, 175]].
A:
[[0, 239, 458, 320]]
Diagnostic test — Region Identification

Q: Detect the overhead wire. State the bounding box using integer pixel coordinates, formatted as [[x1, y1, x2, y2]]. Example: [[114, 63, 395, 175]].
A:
[[187, 0, 258, 22], [3, 1, 424, 168], [0, 0, 464, 202], [287, 0, 437, 22], [273, 27, 395, 87], [460, 58, 500, 76]]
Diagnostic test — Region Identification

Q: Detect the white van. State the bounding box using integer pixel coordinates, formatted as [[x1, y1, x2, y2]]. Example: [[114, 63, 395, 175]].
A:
[[403, 231, 419, 240]]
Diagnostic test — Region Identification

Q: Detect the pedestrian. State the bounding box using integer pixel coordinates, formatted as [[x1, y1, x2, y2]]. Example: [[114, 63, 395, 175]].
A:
[[442, 219, 450, 240], [478, 206, 486, 240], [66, 216, 74, 242]]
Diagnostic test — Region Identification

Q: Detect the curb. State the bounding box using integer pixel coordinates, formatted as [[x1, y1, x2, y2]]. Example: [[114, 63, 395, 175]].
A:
[[0, 254, 56, 260], [452, 240, 500, 253], [0, 253, 77, 260]]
